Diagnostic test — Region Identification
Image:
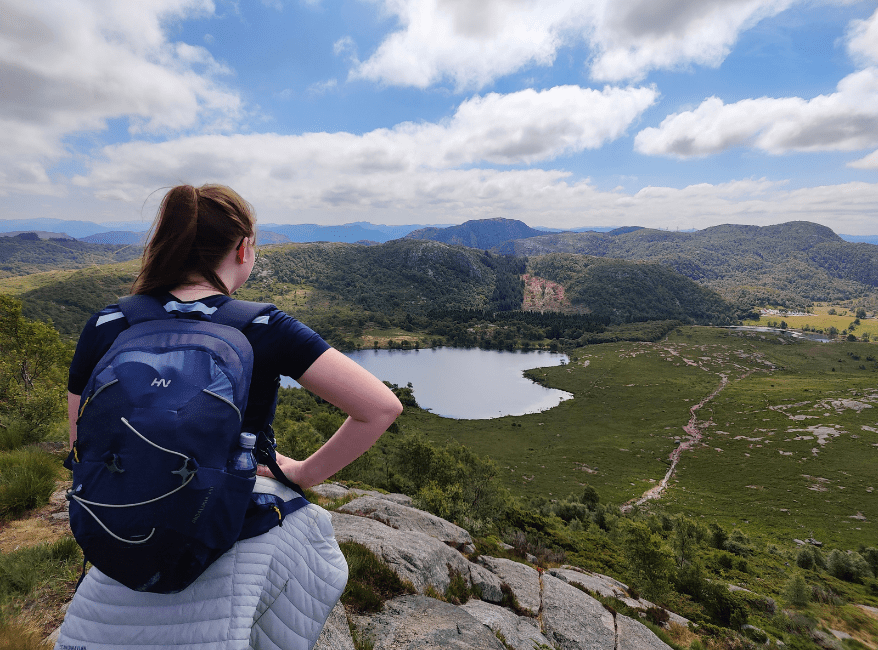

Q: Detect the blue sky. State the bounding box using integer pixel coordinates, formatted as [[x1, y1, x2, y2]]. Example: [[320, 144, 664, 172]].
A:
[[2, 0, 878, 234]]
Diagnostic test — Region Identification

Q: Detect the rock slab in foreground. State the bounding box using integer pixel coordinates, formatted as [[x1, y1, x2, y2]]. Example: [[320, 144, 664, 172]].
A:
[[616, 612, 674, 650], [332, 512, 472, 594], [353, 594, 507, 650], [314, 601, 356, 650], [337, 496, 474, 551], [477, 556, 542, 616], [461, 599, 552, 650], [541, 573, 616, 650]]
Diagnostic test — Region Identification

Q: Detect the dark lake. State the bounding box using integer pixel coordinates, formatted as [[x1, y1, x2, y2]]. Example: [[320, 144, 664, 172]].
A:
[[282, 347, 572, 419]]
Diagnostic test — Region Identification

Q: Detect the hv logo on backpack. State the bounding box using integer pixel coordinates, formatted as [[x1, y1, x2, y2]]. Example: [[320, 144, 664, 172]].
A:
[[66, 295, 279, 594]]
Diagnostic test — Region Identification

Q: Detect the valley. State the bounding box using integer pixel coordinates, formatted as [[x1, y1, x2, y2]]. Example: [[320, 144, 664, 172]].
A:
[[399, 327, 877, 551]]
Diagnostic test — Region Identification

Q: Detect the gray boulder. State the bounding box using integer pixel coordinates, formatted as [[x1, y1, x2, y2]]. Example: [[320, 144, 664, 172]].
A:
[[332, 512, 473, 594], [461, 599, 551, 650], [352, 595, 506, 649], [550, 567, 689, 628], [616, 613, 673, 650], [337, 496, 473, 551], [311, 483, 412, 506], [541, 573, 616, 650], [477, 556, 542, 616], [314, 601, 356, 650], [468, 562, 505, 604], [311, 483, 352, 501]]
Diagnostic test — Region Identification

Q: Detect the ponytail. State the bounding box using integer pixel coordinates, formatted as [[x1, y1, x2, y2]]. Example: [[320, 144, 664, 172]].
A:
[[131, 184, 255, 296]]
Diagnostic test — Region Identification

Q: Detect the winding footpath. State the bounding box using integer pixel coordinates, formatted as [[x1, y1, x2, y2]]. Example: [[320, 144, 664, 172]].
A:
[[621, 374, 729, 513]]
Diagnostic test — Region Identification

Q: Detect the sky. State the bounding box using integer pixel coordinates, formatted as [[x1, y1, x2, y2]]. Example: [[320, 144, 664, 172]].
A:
[[2, 0, 878, 234]]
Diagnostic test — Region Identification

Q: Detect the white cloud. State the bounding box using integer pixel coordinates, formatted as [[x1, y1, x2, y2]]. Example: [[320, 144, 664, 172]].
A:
[[588, 0, 795, 81], [347, 0, 798, 88], [74, 84, 656, 198], [634, 67, 878, 157], [350, 0, 581, 90], [848, 149, 878, 169], [0, 0, 242, 196], [846, 6, 878, 66], [307, 79, 339, 96], [65, 80, 877, 235], [69, 135, 878, 233]]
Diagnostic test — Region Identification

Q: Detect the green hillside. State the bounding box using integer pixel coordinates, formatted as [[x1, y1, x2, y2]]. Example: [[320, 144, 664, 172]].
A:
[[0, 235, 142, 278], [5, 240, 737, 345], [527, 254, 738, 325], [496, 222, 878, 309]]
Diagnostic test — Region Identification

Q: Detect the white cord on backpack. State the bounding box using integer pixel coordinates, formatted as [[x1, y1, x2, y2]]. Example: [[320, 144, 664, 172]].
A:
[[69, 497, 156, 544], [68, 417, 199, 544], [121, 417, 190, 462]]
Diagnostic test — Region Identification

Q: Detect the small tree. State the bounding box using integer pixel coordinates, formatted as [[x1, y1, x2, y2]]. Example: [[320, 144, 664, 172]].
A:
[[624, 521, 675, 599], [783, 573, 811, 607]]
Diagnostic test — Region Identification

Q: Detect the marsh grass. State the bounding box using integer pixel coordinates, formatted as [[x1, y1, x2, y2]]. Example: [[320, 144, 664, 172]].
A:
[[0, 537, 79, 601], [0, 621, 47, 650], [0, 448, 59, 519]]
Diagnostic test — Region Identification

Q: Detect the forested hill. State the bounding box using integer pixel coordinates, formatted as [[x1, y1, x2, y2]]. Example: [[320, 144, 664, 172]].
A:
[[10, 239, 737, 337], [495, 221, 878, 308], [405, 218, 545, 249], [0, 234, 142, 278]]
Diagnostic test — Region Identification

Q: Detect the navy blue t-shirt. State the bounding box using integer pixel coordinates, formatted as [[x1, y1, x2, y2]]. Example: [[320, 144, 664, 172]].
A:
[[68, 292, 330, 431]]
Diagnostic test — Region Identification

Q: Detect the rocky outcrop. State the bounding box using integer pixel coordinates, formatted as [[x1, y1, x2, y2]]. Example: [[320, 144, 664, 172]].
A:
[[352, 595, 507, 649], [321, 488, 680, 650], [461, 600, 552, 650], [337, 495, 474, 552]]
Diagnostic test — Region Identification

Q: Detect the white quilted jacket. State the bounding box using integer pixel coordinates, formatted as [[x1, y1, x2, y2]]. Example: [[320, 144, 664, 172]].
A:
[[54, 478, 348, 650]]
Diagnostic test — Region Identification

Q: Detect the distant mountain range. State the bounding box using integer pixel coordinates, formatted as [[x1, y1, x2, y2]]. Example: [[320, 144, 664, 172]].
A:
[[1, 216, 873, 245]]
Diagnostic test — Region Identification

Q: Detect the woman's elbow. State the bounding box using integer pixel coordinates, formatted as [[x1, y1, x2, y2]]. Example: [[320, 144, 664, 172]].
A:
[[383, 393, 404, 423]]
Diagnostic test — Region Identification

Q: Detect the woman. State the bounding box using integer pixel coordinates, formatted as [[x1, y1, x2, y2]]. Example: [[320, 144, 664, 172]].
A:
[[57, 184, 402, 650]]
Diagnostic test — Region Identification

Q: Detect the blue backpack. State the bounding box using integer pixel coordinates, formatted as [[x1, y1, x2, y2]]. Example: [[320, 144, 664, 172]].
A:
[[66, 295, 307, 594]]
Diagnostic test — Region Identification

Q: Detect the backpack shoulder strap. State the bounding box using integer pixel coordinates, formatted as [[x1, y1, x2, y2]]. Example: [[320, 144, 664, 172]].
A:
[[117, 294, 171, 326], [212, 299, 276, 331]]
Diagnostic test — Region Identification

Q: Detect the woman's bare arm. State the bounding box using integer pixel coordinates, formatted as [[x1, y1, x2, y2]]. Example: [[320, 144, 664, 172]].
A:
[[258, 349, 402, 489]]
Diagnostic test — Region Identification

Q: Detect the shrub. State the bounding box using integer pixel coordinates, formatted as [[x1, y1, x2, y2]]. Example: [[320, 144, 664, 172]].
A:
[[782, 573, 810, 607], [0, 447, 58, 518], [0, 622, 47, 650], [444, 565, 473, 605], [645, 606, 670, 626], [623, 521, 675, 600], [796, 545, 824, 570], [339, 541, 414, 614], [827, 549, 873, 583], [709, 522, 728, 550], [0, 536, 81, 602]]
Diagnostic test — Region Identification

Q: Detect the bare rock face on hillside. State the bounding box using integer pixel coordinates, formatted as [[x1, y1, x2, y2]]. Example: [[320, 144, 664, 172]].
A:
[[325, 488, 678, 650]]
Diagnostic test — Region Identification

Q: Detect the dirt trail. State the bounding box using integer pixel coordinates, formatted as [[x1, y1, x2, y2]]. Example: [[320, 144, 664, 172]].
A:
[[621, 374, 728, 513]]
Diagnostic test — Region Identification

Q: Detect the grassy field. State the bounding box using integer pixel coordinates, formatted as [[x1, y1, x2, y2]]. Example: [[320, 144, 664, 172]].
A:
[[744, 305, 878, 341], [400, 326, 878, 551]]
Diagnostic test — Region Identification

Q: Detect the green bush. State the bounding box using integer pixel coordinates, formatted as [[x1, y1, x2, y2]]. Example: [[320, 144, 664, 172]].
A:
[[827, 549, 874, 583], [339, 541, 414, 614], [0, 447, 58, 518], [0, 421, 28, 452], [0, 536, 80, 602], [782, 572, 811, 607], [796, 545, 824, 570]]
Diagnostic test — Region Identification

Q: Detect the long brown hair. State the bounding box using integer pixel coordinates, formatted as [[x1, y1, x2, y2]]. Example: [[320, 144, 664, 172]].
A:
[[131, 184, 255, 296]]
